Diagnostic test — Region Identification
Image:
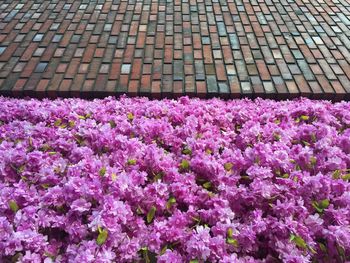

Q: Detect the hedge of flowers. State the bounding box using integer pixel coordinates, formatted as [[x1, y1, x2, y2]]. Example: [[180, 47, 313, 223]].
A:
[[0, 96, 350, 262]]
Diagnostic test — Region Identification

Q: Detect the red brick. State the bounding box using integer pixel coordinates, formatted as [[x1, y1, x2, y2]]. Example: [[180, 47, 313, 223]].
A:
[[59, 79, 72, 93], [65, 59, 80, 79], [13, 79, 27, 92], [215, 61, 227, 81], [140, 75, 151, 93], [82, 44, 96, 63], [131, 59, 142, 79], [20, 58, 39, 78], [256, 60, 271, 81], [0, 0, 348, 100], [128, 80, 139, 95], [316, 75, 334, 95], [203, 46, 213, 64], [0, 43, 19, 62], [56, 63, 68, 73], [151, 81, 161, 98], [173, 81, 183, 97], [229, 76, 241, 97], [196, 81, 207, 98], [36, 79, 49, 93], [331, 81, 346, 101], [294, 75, 311, 96], [285, 81, 300, 97]]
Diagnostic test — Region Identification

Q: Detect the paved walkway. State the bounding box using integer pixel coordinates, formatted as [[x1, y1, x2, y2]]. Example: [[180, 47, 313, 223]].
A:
[[0, 0, 350, 100]]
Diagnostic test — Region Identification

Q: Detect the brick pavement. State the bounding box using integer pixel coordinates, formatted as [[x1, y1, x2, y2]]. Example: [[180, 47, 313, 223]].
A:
[[0, 0, 350, 100]]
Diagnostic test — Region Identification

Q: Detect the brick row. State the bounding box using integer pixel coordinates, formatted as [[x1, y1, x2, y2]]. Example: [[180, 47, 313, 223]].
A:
[[0, 0, 349, 100]]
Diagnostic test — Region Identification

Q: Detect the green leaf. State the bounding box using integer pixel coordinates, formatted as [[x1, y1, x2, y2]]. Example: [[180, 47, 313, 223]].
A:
[[78, 115, 86, 120], [191, 216, 201, 223], [136, 205, 144, 215], [54, 119, 62, 126], [127, 159, 137, 165], [336, 244, 346, 261], [9, 200, 19, 213], [44, 251, 55, 259], [153, 171, 164, 182], [312, 199, 330, 213], [166, 197, 176, 210], [300, 115, 309, 121], [342, 174, 350, 181], [127, 112, 134, 121], [68, 120, 75, 128], [311, 133, 316, 143], [41, 184, 50, 189], [332, 170, 341, 179], [179, 159, 190, 170], [273, 133, 281, 141], [309, 245, 317, 254], [182, 148, 192, 155], [96, 228, 108, 245], [160, 245, 168, 255], [99, 167, 106, 176], [310, 156, 317, 166], [205, 148, 212, 155], [281, 173, 289, 178], [302, 140, 310, 146], [319, 199, 330, 209], [312, 201, 323, 213], [275, 169, 281, 176], [227, 227, 233, 238], [227, 237, 239, 247], [141, 247, 150, 263], [202, 181, 212, 189], [190, 260, 199, 263], [147, 206, 156, 224], [318, 242, 327, 253], [18, 165, 25, 173], [11, 253, 22, 262], [224, 162, 233, 171], [290, 234, 307, 249]]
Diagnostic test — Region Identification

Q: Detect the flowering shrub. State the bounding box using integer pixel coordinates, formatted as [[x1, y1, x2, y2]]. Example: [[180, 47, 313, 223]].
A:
[[0, 96, 350, 262]]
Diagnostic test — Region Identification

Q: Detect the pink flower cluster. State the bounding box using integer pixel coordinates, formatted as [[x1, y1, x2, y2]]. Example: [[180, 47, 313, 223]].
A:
[[0, 96, 350, 262]]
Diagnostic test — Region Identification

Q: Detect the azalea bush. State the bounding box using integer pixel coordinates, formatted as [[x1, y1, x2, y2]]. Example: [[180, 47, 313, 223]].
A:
[[0, 96, 350, 262]]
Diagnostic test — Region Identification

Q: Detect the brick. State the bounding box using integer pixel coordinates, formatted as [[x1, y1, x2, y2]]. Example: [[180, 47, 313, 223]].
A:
[[215, 61, 227, 81], [128, 80, 139, 95], [12, 79, 27, 93], [251, 76, 264, 95], [316, 75, 334, 95], [256, 60, 271, 81], [286, 81, 300, 97], [196, 81, 207, 98], [0, 0, 348, 100], [140, 75, 151, 93], [36, 79, 49, 93], [59, 79, 72, 93], [82, 44, 96, 63]]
